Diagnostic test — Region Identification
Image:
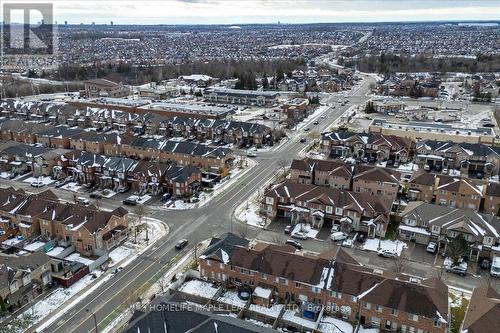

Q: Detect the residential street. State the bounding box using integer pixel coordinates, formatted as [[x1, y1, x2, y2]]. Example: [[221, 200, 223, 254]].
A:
[[10, 74, 491, 333]]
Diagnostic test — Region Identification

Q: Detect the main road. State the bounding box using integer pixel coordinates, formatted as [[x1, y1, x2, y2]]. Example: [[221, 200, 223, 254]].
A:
[[27, 78, 374, 333]]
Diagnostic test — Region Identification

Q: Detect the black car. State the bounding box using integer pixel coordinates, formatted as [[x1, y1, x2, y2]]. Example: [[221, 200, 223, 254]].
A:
[[90, 192, 103, 199], [284, 225, 293, 234], [175, 239, 189, 250], [122, 198, 138, 206], [285, 239, 302, 250], [300, 138, 306, 143]]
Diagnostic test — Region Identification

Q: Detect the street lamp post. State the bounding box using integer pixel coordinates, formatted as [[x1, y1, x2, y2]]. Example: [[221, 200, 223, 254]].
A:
[[86, 308, 98, 333]]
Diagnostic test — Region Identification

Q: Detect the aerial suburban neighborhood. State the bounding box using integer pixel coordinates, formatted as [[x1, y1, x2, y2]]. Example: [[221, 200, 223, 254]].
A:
[[0, 1, 499, 333]]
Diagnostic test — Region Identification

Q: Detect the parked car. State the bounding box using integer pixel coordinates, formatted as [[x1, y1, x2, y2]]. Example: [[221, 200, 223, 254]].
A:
[[330, 231, 348, 241], [30, 181, 44, 188], [54, 180, 66, 188], [123, 198, 138, 206], [246, 150, 257, 158], [377, 249, 398, 258], [77, 197, 90, 205], [313, 121, 319, 125], [89, 192, 102, 199], [331, 224, 340, 232], [175, 239, 189, 250], [285, 239, 302, 250], [291, 231, 308, 240], [284, 225, 293, 234], [446, 263, 467, 276], [442, 168, 449, 175], [424, 164, 430, 171], [161, 193, 172, 202], [426, 242, 438, 253], [490, 256, 500, 277], [117, 186, 130, 193], [303, 127, 310, 132], [300, 138, 306, 143]]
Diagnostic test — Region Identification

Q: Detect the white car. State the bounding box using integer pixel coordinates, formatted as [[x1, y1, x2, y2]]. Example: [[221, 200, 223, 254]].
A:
[[426, 242, 438, 253], [377, 249, 398, 258], [291, 231, 309, 240], [330, 231, 348, 241], [331, 224, 340, 232], [246, 150, 257, 158], [77, 197, 90, 205], [30, 181, 44, 188]]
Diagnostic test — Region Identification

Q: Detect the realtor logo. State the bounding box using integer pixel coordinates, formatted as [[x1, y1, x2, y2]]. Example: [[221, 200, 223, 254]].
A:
[[1, 2, 58, 69]]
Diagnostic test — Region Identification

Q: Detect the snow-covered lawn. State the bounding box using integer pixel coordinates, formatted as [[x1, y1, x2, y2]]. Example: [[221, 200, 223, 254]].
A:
[[64, 252, 95, 266], [245, 318, 273, 328], [248, 303, 283, 318], [19, 269, 109, 328], [60, 182, 83, 192], [362, 239, 407, 256], [22, 176, 55, 185], [108, 246, 132, 267], [0, 172, 12, 179], [282, 309, 317, 329], [358, 327, 380, 333], [178, 280, 219, 299], [397, 162, 418, 172], [168, 200, 194, 210], [100, 189, 117, 198], [238, 201, 265, 228], [23, 241, 46, 252], [218, 290, 247, 308], [3, 237, 23, 246], [46, 246, 65, 257], [292, 223, 319, 239], [318, 316, 353, 333]]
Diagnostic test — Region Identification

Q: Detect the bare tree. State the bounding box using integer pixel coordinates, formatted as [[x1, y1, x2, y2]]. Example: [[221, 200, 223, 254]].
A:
[[126, 289, 142, 315], [236, 223, 249, 239], [393, 254, 407, 274], [277, 159, 288, 179], [135, 205, 145, 244], [158, 276, 168, 295]]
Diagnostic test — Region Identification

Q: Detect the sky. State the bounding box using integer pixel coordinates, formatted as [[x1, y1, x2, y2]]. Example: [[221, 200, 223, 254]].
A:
[[6, 0, 500, 25]]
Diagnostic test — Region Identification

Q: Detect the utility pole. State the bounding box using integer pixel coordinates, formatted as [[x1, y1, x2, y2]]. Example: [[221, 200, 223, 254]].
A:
[[86, 308, 98, 333]]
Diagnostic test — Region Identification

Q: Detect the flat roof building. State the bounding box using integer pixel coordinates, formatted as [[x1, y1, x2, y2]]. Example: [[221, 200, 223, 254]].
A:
[[369, 118, 495, 144]]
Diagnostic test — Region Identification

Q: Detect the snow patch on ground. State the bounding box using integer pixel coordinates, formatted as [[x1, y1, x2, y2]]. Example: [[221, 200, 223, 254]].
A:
[[282, 309, 317, 329], [319, 316, 354, 333], [218, 290, 246, 308], [23, 176, 55, 185], [64, 252, 95, 266], [178, 280, 219, 299], [60, 182, 83, 192], [238, 201, 265, 228], [362, 239, 407, 256], [108, 246, 132, 267]]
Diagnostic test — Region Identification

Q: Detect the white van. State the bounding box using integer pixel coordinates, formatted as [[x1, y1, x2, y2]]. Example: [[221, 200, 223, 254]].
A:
[[77, 197, 90, 206], [491, 256, 500, 277]]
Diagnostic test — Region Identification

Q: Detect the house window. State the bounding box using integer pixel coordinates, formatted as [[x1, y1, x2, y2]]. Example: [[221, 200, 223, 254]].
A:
[[261, 273, 267, 280], [375, 304, 382, 312], [326, 206, 333, 214], [351, 296, 357, 303], [330, 291, 341, 299], [230, 265, 235, 271], [312, 286, 321, 294], [278, 277, 288, 285], [363, 302, 371, 309], [408, 313, 418, 321], [391, 309, 398, 316], [295, 282, 302, 288]]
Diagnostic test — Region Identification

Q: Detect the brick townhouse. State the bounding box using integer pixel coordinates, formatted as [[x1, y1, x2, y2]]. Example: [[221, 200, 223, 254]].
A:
[[38, 205, 128, 256], [408, 171, 498, 213], [199, 233, 449, 333], [261, 180, 391, 238], [400, 201, 500, 261], [0, 188, 129, 256], [0, 119, 52, 144], [290, 158, 401, 203], [321, 131, 414, 163], [415, 140, 500, 178], [36, 126, 85, 149]]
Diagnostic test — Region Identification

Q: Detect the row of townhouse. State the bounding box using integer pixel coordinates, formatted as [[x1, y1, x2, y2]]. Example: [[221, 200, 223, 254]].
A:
[[54, 150, 202, 197], [321, 131, 415, 164], [0, 121, 234, 174], [290, 158, 401, 204], [0, 188, 129, 257], [0, 252, 52, 311], [261, 180, 392, 238], [203, 87, 279, 106], [400, 201, 500, 262], [415, 140, 500, 178], [199, 233, 449, 333], [0, 99, 275, 147], [408, 171, 500, 215]]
